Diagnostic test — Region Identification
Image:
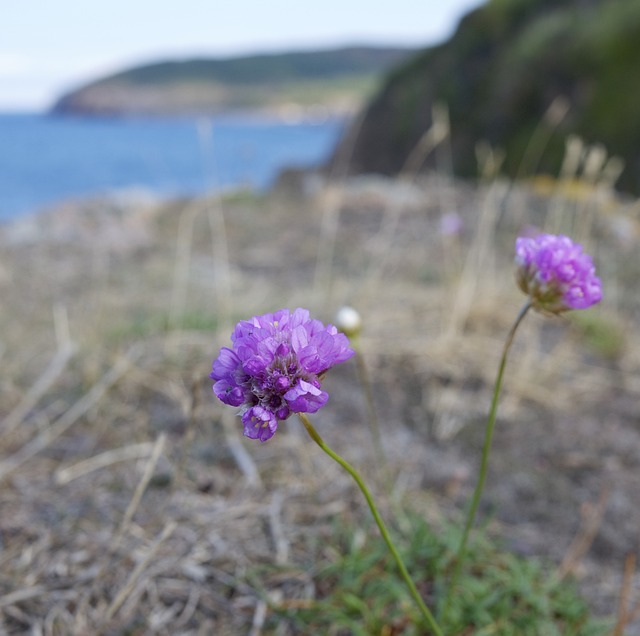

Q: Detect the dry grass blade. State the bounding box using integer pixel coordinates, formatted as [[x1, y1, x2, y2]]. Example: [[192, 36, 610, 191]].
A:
[[1, 341, 76, 435], [444, 180, 508, 340], [313, 109, 364, 300], [168, 202, 201, 332], [609, 553, 639, 636], [0, 586, 47, 609], [112, 432, 167, 547], [208, 198, 233, 331], [103, 521, 177, 622], [249, 599, 268, 636], [268, 490, 289, 565], [221, 409, 262, 487], [54, 441, 157, 485], [0, 348, 137, 482], [401, 103, 449, 177], [557, 486, 610, 581]]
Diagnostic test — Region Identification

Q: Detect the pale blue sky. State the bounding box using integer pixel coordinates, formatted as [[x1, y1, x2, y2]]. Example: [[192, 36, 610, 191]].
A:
[[1, 0, 484, 111]]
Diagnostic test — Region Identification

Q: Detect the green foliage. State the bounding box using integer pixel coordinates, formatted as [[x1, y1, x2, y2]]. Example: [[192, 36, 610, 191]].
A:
[[53, 47, 413, 115], [276, 73, 381, 105], [106, 48, 414, 87], [343, 0, 640, 194], [106, 310, 220, 343], [267, 515, 607, 635], [569, 310, 626, 359]]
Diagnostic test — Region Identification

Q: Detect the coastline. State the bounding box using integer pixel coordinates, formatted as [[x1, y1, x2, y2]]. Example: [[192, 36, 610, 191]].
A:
[[0, 112, 346, 224]]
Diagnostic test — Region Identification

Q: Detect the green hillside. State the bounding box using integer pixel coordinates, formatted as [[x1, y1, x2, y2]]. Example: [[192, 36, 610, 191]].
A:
[[335, 0, 640, 194], [51, 47, 415, 116]]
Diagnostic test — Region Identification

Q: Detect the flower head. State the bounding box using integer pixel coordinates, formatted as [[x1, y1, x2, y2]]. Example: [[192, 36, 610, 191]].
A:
[[515, 233, 602, 312], [439, 211, 463, 237], [211, 308, 354, 441]]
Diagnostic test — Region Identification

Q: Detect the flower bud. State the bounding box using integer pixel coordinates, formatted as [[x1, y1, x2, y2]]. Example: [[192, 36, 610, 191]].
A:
[[335, 306, 363, 338]]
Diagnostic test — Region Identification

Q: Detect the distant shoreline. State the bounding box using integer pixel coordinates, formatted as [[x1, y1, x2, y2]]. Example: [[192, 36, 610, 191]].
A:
[[49, 46, 415, 119], [47, 104, 354, 125]]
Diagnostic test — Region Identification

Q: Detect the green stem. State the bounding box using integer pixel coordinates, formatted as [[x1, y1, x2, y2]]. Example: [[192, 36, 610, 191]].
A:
[[298, 413, 443, 636], [353, 336, 386, 469], [442, 301, 531, 621]]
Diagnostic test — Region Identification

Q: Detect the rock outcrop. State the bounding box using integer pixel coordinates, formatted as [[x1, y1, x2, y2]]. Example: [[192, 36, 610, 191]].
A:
[[334, 0, 640, 194]]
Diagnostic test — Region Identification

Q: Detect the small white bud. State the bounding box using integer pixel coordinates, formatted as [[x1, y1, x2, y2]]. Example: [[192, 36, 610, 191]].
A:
[[335, 306, 362, 338]]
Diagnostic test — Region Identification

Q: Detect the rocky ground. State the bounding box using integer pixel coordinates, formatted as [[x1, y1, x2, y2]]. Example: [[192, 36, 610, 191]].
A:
[[0, 173, 639, 634]]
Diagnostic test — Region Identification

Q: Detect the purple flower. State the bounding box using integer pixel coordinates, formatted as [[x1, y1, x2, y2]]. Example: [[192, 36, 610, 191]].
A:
[[439, 211, 463, 237], [211, 308, 354, 442], [515, 233, 602, 312]]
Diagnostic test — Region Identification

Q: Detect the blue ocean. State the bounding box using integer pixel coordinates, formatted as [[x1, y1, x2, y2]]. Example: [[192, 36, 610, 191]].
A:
[[0, 112, 346, 222]]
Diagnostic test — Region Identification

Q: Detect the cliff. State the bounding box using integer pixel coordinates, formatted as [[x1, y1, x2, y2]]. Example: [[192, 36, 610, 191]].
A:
[[334, 0, 640, 194]]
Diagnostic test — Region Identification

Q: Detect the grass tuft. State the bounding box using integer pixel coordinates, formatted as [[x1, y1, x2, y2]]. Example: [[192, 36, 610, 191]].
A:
[[268, 515, 609, 635]]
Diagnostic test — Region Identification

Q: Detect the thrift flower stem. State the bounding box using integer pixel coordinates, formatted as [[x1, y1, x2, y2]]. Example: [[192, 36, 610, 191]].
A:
[[353, 336, 387, 469], [442, 301, 531, 622], [298, 413, 443, 636]]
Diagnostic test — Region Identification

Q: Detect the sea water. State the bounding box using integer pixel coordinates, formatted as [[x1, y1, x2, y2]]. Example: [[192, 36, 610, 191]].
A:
[[0, 112, 345, 222]]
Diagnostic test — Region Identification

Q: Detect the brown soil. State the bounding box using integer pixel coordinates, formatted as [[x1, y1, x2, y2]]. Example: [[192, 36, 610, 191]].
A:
[[1, 175, 639, 634]]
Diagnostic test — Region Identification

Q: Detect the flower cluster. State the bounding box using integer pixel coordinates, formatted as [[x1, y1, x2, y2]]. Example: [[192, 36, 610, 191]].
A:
[[515, 233, 602, 312], [211, 308, 354, 441]]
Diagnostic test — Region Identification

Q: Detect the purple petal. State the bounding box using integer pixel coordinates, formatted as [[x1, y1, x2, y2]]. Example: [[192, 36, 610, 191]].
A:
[[289, 308, 310, 328], [210, 347, 240, 381], [284, 379, 329, 413], [243, 355, 270, 375], [290, 324, 309, 353], [242, 406, 278, 442], [213, 380, 245, 407]]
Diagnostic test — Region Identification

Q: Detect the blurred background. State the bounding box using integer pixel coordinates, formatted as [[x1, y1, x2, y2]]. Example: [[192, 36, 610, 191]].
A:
[[0, 0, 481, 221], [2, 0, 640, 633]]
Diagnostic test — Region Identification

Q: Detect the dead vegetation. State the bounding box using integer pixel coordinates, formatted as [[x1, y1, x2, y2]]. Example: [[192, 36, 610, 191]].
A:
[[1, 170, 640, 634]]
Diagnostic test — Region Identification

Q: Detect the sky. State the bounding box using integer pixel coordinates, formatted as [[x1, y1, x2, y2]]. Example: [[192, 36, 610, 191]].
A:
[[1, 0, 485, 112]]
